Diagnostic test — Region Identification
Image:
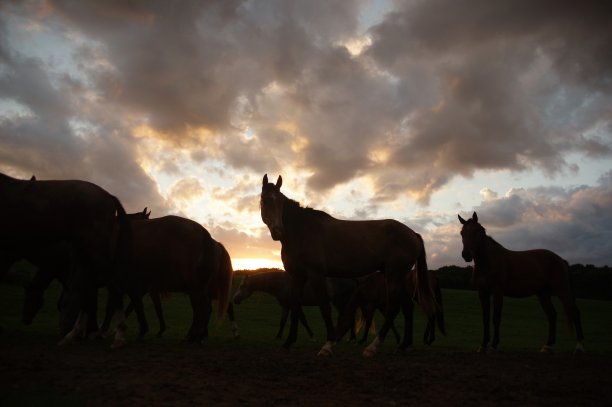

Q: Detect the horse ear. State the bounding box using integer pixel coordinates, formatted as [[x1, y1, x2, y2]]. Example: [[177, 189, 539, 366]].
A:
[[146, 210, 151, 218], [458, 214, 466, 224], [30, 175, 36, 181], [142, 207, 148, 214], [263, 174, 268, 186], [472, 212, 478, 222], [276, 175, 282, 189]]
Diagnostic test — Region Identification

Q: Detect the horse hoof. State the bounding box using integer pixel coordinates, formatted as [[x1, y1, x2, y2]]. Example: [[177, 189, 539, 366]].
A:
[[540, 345, 553, 353], [362, 348, 376, 358], [575, 342, 586, 353], [317, 348, 333, 357], [111, 339, 127, 349], [57, 337, 72, 347], [476, 346, 487, 353]]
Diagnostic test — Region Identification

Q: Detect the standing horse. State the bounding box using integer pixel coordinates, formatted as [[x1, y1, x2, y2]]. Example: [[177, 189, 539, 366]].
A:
[[21, 208, 151, 336], [336, 268, 446, 348], [232, 271, 360, 341], [0, 172, 131, 346], [119, 215, 231, 343], [458, 212, 584, 352], [260, 174, 436, 356]]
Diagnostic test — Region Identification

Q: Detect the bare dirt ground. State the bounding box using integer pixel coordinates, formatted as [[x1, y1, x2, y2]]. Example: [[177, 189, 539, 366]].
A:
[[1, 336, 611, 406]]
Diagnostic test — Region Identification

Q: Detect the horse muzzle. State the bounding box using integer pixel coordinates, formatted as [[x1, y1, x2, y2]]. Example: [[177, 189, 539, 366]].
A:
[[270, 226, 283, 241], [461, 250, 473, 262]]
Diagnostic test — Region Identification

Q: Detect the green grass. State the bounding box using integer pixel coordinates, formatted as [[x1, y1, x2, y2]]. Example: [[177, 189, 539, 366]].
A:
[[2, 276, 611, 405], [1, 278, 611, 353]]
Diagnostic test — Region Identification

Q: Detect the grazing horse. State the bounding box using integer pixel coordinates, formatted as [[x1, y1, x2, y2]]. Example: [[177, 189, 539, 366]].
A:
[[260, 174, 436, 356], [232, 271, 360, 341], [21, 208, 151, 336], [336, 269, 446, 348], [0, 172, 131, 346], [120, 215, 231, 343], [458, 212, 584, 352]]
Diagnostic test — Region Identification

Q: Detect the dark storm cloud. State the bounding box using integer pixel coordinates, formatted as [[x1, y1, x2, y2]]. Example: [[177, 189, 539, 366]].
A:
[[366, 0, 612, 202], [0, 5, 167, 213]]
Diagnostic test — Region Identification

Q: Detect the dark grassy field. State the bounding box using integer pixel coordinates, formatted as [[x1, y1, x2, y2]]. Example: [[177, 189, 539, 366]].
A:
[[1, 276, 611, 405]]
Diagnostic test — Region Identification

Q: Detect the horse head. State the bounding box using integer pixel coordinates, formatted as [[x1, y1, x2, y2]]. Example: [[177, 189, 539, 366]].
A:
[[126, 207, 151, 221], [232, 275, 252, 304], [458, 211, 486, 262], [261, 174, 285, 241]]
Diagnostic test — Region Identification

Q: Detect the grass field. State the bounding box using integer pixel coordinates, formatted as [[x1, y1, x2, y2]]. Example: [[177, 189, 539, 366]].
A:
[[1, 276, 611, 353], [1, 276, 612, 406]]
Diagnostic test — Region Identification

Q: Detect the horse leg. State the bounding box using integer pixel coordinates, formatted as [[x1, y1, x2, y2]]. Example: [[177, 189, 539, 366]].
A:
[[307, 275, 335, 356], [491, 293, 503, 351], [186, 293, 203, 342], [558, 292, 585, 352], [100, 287, 117, 333], [358, 306, 375, 345], [478, 290, 491, 352], [277, 307, 289, 339], [297, 307, 315, 339], [364, 271, 404, 357], [150, 292, 166, 337], [227, 302, 239, 339], [537, 293, 557, 352], [398, 297, 414, 350], [424, 315, 435, 345], [363, 304, 401, 357], [85, 290, 101, 339], [130, 292, 149, 340], [282, 273, 307, 350]]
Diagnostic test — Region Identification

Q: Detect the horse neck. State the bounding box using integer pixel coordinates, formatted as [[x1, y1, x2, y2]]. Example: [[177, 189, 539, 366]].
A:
[[280, 197, 326, 243], [474, 236, 505, 271]]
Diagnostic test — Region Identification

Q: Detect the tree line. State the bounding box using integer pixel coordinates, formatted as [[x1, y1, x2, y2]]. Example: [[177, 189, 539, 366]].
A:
[[435, 264, 612, 300]]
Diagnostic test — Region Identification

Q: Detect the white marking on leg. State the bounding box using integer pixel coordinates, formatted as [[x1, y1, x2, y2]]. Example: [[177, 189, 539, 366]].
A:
[[317, 341, 335, 357], [58, 312, 84, 346], [363, 336, 382, 358], [111, 309, 128, 349], [540, 344, 553, 353], [575, 342, 585, 353], [231, 321, 240, 337]]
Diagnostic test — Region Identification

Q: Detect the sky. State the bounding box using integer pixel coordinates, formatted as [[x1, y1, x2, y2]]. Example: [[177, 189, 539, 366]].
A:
[[1, 0, 611, 270]]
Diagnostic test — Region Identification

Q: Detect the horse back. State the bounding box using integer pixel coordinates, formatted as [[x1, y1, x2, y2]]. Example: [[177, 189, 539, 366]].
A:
[[500, 248, 570, 297], [130, 216, 214, 291], [292, 217, 421, 277]]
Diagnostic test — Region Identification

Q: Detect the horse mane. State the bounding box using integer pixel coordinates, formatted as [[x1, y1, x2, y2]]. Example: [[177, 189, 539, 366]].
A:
[[283, 195, 332, 224]]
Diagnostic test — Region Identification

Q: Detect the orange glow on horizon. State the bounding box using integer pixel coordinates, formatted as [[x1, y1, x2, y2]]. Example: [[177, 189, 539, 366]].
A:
[[231, 257, 284, 271]]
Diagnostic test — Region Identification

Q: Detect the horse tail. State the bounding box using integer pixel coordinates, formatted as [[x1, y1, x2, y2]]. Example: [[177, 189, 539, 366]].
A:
[[414, 233, 436, 319], [212, 241, 233, 321]]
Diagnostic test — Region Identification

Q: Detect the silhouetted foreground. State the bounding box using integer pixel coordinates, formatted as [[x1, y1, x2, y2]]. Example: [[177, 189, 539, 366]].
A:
[[0, 337, 610, 406]]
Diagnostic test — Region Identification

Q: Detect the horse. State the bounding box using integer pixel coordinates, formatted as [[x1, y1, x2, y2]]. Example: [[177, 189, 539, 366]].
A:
[[232, 271, 360, 341], [114, 240, 240, 339], [260, 174, 436, 356], [0, 172, 131, 346], [21, 208, 151, 337], [335, 268, 446, 348], [118, 215, 232, 343], [458, 211, 584, 352]]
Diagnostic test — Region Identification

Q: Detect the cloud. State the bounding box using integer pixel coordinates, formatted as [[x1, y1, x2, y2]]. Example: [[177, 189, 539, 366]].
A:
[[1, 0, 611, 268], [447, 172, 612, 267], [365, 0, 612, 202]]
